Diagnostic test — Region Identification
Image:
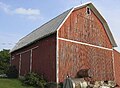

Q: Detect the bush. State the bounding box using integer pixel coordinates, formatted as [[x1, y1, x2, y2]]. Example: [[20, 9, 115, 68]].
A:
[[6, 65, 18, 78], [23, 72, 47, 87], [37, 82, 44, 88]]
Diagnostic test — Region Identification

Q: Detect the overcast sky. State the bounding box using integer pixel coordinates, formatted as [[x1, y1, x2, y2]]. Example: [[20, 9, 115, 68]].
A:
[[0, 0, 120, 52]]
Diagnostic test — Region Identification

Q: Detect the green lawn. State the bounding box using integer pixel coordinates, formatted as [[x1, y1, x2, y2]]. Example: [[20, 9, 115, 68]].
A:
[[0, 78, 34, 88]]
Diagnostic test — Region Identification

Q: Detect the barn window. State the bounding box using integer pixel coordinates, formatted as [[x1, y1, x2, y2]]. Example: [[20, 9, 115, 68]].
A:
[[86, 6, 91, 15]]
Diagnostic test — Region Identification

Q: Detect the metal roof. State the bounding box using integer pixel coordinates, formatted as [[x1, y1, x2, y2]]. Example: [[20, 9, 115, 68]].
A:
[[11, 2, 117, 53]]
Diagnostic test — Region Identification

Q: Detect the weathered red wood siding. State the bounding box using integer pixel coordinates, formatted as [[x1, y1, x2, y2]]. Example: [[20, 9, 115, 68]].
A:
[[32, 33, 57, 82], [11, 54, 20, 71], [11, 33, 56, 82], [114, 50, 120, 86], [20, 51, 31, 75], [58, 6, 113, 82], [58, 40, 113, 82], [58, 7, 112, 48]]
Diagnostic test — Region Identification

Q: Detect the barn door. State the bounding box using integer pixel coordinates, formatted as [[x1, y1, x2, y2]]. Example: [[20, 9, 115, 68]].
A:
[[20, 50, 31, 76]]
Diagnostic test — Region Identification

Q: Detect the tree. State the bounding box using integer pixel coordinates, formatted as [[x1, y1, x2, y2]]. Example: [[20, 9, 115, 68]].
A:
[[0, 49, 10, 74], [0, 49, 10, 63]]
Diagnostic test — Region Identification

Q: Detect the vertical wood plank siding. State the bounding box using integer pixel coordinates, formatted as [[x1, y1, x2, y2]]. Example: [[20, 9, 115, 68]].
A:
[[113, 50, 120, 86], [11, 33, 56, 82], [11, 54, 20, 71], [58, 40, 113, 82], [32, 33, 56, 82], [58, 6, 113, 82], [58, 7, 112, 49], [20, 51, 31, 75]]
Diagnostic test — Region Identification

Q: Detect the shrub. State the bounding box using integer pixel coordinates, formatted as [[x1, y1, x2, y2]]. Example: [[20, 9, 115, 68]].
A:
[[23, 72, 47, 87], [37, 82, 44, 88], [6, 65, 18, 78]]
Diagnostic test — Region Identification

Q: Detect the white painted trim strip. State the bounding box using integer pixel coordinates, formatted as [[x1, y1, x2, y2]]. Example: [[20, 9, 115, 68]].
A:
[[56, 30, 59, 83], [58, 37, 112, 51], [16, 46, 39, 55], [74, 1, 92, 9], [30, 50, 32, 72], [112, 48, 116, 81], [17, 46, 38, 76], [56, 5, 74, 84], [19, 54, 21, 76], [57, 8, 74, 31], [17, 49, 30, 55]]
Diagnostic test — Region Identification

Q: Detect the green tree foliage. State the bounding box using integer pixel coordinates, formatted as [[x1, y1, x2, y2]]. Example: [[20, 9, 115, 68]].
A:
[[0, 49, 10, 63], [0, 49, 10, 74]]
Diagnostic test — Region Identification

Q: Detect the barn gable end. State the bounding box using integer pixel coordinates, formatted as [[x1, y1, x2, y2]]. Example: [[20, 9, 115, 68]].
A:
[[57, 2, 117, 48], [59, 5, 112, 48]]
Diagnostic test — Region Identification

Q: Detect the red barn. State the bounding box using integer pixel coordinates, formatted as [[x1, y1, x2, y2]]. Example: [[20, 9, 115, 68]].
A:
[[11, 2, 120, 85]]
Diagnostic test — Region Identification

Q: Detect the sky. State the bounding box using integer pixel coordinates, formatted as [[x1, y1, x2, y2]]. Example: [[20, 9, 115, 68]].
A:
[[0, 0, 120, 52]]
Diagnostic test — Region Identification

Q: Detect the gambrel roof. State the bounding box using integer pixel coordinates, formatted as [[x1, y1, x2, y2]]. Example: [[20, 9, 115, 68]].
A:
[[11, 2, 117, 53]]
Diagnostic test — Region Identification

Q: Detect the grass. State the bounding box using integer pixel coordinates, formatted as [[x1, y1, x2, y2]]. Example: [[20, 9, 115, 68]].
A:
[[0, 78, 34, 88]]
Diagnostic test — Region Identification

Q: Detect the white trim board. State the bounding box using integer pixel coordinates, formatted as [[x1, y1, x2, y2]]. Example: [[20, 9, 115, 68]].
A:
[[19, 54, 21, 76], [112, 48, 116, 81], [58, 37, 112, 51], [57, 8, 74, 31], [17, 46, 38, 76], [30, 49, 32, 72], [16, 46, 39, 55], [56, 30, 59, 83]]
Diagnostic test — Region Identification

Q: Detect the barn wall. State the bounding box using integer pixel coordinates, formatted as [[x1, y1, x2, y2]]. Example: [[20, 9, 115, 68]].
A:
[[11, 33, 57, 82], [20, 51, 31, 76], [11, 54, 20, 71], [32, 33, 57, 82], [114, 50, 120, 86], [58, 40, 113, 82], [58, 6, 113, 82]]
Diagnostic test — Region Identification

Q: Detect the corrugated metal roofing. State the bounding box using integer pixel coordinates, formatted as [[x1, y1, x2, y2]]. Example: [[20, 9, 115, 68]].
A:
[[11, 2, 117, 53]]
